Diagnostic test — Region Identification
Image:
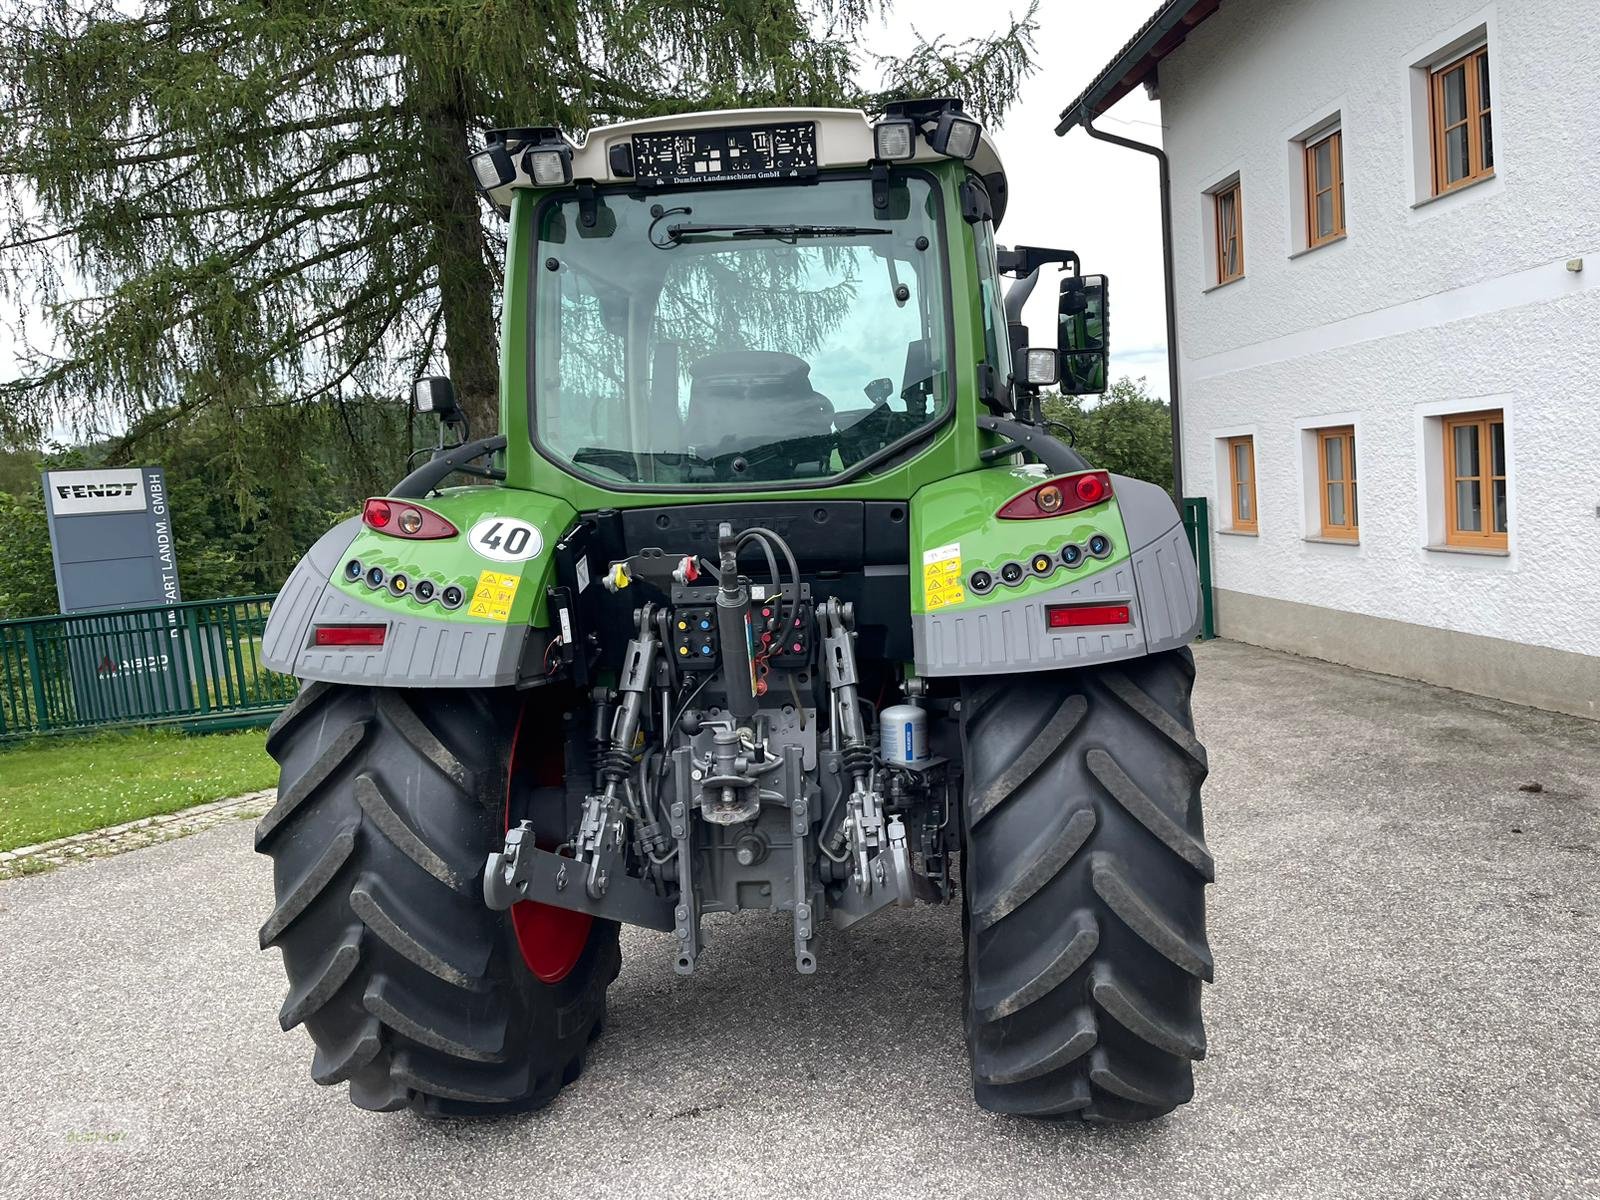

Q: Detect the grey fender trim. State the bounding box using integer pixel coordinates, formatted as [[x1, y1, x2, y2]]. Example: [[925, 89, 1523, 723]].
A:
[[261, 518, 363, 673], [913, 559, 1148, 676], [261, 518, 531, 688], [911, 477, 1201, 676]]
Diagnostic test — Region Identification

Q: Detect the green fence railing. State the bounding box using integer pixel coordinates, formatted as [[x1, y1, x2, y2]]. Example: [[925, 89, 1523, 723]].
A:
[[1181, 496, 1216, 641], [0, 595, 296, 739]]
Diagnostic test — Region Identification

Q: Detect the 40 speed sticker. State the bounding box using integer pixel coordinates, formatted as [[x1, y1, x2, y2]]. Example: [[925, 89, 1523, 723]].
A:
[[468, 516, 543, 563]]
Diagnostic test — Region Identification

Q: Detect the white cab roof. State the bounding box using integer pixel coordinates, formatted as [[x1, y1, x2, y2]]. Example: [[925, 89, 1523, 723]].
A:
[[487, 106, 1009, 224]]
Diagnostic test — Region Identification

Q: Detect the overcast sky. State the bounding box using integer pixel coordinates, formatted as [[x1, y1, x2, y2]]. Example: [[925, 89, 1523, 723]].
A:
[[866, 1, 1168, 395], [0, 3, 1164, 427]]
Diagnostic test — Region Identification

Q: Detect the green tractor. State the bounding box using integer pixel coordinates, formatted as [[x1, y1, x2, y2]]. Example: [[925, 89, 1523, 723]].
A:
[[256, 98, 1213, 1122]]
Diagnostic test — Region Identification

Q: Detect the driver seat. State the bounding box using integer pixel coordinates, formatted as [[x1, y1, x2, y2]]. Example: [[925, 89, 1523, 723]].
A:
[[682, 350, 833, 458]]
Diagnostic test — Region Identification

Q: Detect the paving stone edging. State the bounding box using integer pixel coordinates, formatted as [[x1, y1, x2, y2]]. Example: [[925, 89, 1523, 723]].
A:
[[0, 789, 277, 879]]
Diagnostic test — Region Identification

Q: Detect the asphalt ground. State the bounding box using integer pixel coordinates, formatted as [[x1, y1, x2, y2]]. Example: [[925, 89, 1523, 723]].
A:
[[2, 639, 1597, 1199]]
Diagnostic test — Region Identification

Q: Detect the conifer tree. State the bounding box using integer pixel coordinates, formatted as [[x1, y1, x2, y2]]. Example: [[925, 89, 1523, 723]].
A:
[[0, 1, 1036, 448]]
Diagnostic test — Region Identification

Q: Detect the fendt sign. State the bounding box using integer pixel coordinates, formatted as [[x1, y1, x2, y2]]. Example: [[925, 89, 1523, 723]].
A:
[[41, 466, 190, 721], [47, 471, 145, 513]]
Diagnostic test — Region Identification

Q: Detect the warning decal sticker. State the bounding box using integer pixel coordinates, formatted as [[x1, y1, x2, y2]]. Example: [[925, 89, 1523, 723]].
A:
[[468, 570, 520, 622], [921, 542, 965, 611]]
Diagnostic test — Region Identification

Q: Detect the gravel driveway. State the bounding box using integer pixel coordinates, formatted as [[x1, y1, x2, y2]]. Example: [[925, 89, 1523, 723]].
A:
[[2, 640, 1597, 1199]]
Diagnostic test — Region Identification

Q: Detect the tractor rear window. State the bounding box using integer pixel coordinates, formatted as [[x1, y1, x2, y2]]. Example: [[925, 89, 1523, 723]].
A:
[[530, 175, 950, 487]]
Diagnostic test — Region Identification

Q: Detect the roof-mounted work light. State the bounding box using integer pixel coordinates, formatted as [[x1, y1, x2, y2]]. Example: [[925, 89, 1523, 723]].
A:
[[926, 109, 982, 161], [879, 97, 984, 163], [523, 144, 573, 186], [466, 141, 516, 195], [872, 117, 916, 161]]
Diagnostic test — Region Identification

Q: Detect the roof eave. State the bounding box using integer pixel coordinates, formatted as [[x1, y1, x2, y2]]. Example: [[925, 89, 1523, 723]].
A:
[[1055, 0, 1222, 136]]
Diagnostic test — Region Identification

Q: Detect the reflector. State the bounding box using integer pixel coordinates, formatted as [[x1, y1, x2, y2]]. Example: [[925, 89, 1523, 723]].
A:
[[1045, 604, 1130, 629], [313, 624, 387, 647]]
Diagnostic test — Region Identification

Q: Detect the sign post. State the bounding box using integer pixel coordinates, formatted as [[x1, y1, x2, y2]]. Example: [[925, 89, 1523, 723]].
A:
[[41, 466, 194, 722]]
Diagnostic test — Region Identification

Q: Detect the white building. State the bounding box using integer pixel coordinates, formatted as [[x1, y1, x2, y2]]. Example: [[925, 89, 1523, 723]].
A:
[[1060, 0, 1600, 719]]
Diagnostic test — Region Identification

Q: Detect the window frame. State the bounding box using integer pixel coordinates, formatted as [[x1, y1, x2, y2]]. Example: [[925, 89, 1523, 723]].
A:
[[1226, 435, 1258, 533], [1303, 129, 1346, 248], [1429, 45, 1493, 195], [1213, 180, 1244, 285], [1442, 409, 1507, 549], [1316, 425, 1358, 540]]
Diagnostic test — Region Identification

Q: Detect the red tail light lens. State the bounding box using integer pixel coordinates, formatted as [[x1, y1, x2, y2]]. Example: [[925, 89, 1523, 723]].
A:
[[363, 498, 457, 539], [313, 624, 387, 647], [1045, 603, 1130, 629], [997, 471, 1113, 520]]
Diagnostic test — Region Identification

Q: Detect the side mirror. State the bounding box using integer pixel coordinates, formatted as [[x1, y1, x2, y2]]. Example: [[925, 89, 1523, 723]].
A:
[[1058, 274, 1109, 395], [413, 376, 461, 422], [1020, 348, 1059, 387]]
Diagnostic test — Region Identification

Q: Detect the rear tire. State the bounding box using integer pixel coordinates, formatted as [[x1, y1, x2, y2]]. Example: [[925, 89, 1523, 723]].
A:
[[256, 683, 619, 1116], [960, 649, 1213, 1121]]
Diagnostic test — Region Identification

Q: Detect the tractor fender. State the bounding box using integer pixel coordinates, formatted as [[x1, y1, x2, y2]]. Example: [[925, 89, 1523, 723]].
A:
[[261, 489, 574, 688], [907, 467, 1201, 676]]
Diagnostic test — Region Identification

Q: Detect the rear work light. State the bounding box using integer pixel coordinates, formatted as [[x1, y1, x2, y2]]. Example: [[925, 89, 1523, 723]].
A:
[[997, 471, 1113, 520], [362, 498, 458, 539], [312, 624, 387, 647], [1045, 603, 1130, 629]]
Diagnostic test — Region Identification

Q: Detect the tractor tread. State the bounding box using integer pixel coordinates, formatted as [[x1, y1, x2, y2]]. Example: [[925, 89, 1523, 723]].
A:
[[390, 1048, 533, 1106], [973, 913, 1098, 1022], [961, 649, 1212, 1123], [278, 928, 362, 1031], [1099, 669, 1208, 770], [974, 1073, 1092, 1117], [974, 1005, 1097, 1085], [972, 807, 1095, 931], [265, 681, 333, 757], [258, 823, 357, 948], [310, 1013, 383, 1086], [1086, 747, 1215, 880], [1091, 967, 1206, 1060], [348, 874, 491, 991], [259, 687, 617, 1115], [353, 772, 464, 891], [1090, 852, 1214, 981], [255, 720, 367, 849], [363, 976, 508, 1063], [967, 694, 1086, 826], [375, 690, 469, 791]]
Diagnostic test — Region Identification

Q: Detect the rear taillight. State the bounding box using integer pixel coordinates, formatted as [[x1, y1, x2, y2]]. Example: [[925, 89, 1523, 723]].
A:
[[997, 471, 1113, 520], [1045, 603, 1130, 629], [313, 624, 387, 647], [363, 498, 457, 539]]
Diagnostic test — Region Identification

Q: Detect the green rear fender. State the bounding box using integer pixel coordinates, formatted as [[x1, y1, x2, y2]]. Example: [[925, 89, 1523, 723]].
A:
[[907, 466, 1201, 676], [259, 486, 575, 688], [328, 488, 575, 628]]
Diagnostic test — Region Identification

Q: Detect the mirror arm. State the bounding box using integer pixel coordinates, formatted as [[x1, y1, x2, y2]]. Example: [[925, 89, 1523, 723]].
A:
[[976, 415, 1090, 474], [997, 246, 1080, 279], [390, 434, 509, 498]]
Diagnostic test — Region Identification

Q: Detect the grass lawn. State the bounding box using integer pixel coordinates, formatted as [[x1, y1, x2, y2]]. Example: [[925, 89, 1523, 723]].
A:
[[0, 727, 277, 852]]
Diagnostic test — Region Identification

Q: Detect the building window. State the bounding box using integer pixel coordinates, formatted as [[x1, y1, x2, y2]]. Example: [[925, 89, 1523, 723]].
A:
[[1226, 435, 1257, 532], [1213, 180, 1244, 284], [1305, 130, 1345, 246], [1443, 410, 1506, 548], [1431, 46, 1493, 194], [1316, 426, 1358, 539]]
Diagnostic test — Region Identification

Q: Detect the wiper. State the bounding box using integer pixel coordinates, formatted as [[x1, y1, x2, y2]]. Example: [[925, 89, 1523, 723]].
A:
[[661, 222, 890, 246]]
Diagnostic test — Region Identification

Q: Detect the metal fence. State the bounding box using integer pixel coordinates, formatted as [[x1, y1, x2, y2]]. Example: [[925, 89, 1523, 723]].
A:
[[1181, 496, 1217, 641], [0, 595, 296, 739]]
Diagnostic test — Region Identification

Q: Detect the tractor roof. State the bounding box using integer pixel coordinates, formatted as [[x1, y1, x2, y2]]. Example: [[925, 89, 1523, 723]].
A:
[[484, 106, 1010, 226]]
